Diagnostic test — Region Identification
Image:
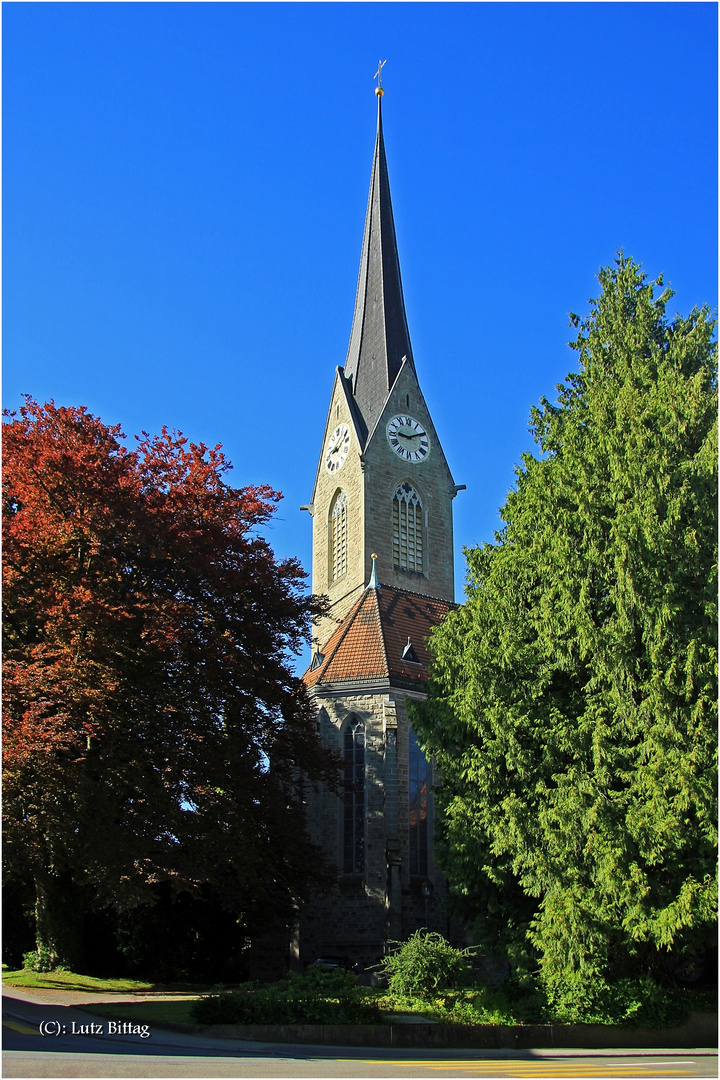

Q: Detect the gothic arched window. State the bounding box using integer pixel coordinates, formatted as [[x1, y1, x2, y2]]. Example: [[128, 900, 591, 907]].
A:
[[343, 717, 365, 874], [329, 490, 348, 583], [408, 729, 429, 876], [393, 483, 423, 573]]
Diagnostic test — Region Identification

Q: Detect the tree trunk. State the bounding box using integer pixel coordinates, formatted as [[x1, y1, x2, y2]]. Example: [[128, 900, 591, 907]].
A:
[[33, 869, 85, 971]]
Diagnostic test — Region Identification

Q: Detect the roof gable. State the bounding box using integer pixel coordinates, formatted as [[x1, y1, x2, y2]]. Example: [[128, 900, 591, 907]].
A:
[[304, 583, 454, 690], [309, 366, 367, 506]]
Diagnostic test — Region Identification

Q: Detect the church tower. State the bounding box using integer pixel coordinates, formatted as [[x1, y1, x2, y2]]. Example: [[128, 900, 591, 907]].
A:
[[300, 83, 460, 967]]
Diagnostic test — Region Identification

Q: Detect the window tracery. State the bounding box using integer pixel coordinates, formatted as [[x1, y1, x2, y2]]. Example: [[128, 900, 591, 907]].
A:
[[329, 490, 348, 583], [393, 483, 423, 573], [343, 717, 365, 874], [409, 729, 429, 876]]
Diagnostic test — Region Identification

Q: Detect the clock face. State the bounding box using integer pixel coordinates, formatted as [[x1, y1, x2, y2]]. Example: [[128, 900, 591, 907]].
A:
[[387, 414, 430, 463], [325, 424, 351, 473]]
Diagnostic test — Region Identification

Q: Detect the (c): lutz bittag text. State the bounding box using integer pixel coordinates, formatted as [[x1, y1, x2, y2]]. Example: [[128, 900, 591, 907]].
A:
[[39, 1020, 150, 1038]]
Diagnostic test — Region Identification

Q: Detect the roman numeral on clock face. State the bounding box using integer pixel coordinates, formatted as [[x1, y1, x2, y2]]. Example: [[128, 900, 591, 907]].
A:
[[325, 424, 350, 473], [386, 413, 430, 463]]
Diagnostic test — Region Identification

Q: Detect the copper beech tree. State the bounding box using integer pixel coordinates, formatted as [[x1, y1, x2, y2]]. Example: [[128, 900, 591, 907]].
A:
[[3, 399, 334, 969]]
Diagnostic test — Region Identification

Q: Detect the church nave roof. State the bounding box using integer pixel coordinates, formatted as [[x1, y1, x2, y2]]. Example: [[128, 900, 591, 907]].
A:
[[304, 582, 454, 692]]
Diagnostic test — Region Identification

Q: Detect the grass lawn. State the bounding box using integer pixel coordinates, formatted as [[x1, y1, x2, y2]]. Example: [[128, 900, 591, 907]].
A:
[[81, 995, 433, 1029], [89, 994, 410, 1028], [1, 967, 210, 996], [89, 1000, 200, 1026], [80, 996, 430, 1028], [4, 966, 715, 1031]]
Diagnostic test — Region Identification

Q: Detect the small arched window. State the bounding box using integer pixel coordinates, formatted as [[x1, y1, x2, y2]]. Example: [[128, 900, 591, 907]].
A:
[[408, 729, 429, 876], [329, 490, 348, 583], [343, 717, 365, 874], [393, 483, 423, 573]]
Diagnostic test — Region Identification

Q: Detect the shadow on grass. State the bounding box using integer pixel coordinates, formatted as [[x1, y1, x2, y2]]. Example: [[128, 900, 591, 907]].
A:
[[87, 999, 199, 1025], [2, 969, 212, 996]]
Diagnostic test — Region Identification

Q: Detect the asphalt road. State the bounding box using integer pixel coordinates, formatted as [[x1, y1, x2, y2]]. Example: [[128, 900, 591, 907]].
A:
[[3, 985, 717, 1079]]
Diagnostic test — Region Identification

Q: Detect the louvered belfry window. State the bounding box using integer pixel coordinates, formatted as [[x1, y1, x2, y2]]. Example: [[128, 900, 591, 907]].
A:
[[393, 483, 423, 572], [330, 490, 348, 582], [343, 717, 365, 874]]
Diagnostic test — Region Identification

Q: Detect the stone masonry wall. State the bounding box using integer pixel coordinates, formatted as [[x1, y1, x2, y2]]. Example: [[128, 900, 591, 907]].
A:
[[300, 687, 447, 968], [311, 373, 367, 649], [309, 363, 456, 651], [362, 362, 455, 603]]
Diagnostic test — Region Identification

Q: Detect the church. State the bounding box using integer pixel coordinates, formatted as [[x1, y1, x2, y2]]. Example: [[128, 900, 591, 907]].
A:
[[298, 82, 463, 968]]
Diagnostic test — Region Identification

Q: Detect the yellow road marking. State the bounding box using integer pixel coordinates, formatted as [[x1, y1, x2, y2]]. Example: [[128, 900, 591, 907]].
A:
[[348, 1063, 694, 1077], [357, 1061, 692, 1066], [384, 1067, 689, 1072], [363, 1063, 684, 1068], [375, 1070, 690, 1075], [3, 1019, 40, 1036]]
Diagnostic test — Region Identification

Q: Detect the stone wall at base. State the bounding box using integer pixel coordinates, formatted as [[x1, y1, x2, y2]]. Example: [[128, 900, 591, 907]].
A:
[[300, 688, 448, 968], [197, 1011, 718, 1049]]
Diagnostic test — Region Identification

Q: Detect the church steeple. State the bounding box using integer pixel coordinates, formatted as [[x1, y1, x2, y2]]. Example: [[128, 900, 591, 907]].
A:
[[344, 90, 414, 445], [307, 80, 456, 645], [300, 76, 457, 972]]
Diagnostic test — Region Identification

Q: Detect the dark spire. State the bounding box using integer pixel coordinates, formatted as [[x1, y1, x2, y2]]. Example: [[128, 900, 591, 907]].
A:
[[344, 90, 414, 443]]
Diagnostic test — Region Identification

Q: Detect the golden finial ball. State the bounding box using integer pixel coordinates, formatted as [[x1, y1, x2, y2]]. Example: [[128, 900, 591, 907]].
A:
[[375, 87, 384, 97]]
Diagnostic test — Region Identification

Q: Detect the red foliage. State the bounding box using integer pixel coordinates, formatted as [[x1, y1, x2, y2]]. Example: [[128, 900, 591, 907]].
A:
[[3, 398, 334, 930]]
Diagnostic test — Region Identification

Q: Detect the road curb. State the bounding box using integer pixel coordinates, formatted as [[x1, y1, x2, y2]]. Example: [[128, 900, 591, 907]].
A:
[[76, 1011, 716, 1050]]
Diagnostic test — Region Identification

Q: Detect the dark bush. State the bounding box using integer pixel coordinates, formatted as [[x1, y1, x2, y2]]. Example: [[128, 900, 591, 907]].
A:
[[192, 968, 380, 1025]]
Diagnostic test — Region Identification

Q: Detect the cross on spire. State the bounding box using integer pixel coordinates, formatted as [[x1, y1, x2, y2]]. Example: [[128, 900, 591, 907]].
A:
[[373, 59, 387, 94]]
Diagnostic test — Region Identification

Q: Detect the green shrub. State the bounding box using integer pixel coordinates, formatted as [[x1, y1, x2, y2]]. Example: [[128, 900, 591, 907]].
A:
[[191, 968, 380, 1026], [22, 947, 67, 973], [378, 978, 715, 1028], [436, 991, 514, 1026], [378, 985, 546, 1026], [542, 974, 706, 1028], [192, 966, 716, 1030], [376, 931, 474, 999]]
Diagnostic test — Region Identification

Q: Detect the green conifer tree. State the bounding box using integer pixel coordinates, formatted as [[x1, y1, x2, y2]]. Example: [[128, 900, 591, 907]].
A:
[[415, 256, 717, 1014]]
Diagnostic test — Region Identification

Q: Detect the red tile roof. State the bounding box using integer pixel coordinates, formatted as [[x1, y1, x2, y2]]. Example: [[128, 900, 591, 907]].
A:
[[304, 585, 454, 690]]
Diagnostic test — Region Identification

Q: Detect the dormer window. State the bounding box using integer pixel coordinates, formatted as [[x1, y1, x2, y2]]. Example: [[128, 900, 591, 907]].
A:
[[310, 650, 325, 671], [401, 637, 419, 663]]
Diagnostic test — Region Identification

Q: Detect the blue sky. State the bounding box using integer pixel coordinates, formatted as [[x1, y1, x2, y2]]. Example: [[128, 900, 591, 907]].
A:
[[4, 2, 717, 667]]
